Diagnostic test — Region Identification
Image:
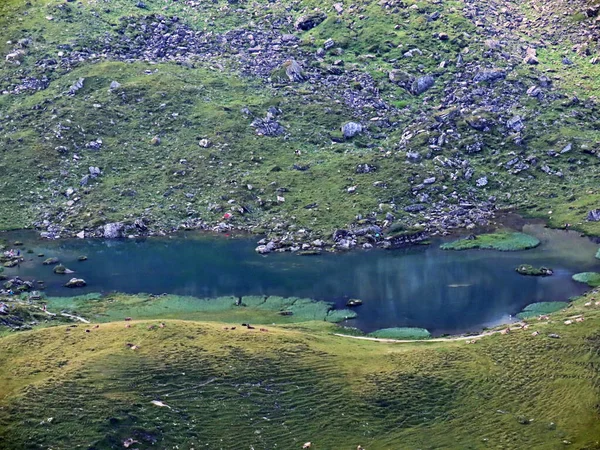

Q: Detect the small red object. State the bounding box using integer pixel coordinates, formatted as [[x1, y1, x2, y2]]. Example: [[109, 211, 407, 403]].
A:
[[223, 213, 232, 220]]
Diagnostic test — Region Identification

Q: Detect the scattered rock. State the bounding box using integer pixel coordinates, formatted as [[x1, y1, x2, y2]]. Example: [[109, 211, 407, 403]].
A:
[[68, 78, 85, 95], [295, 13, 326, 31], [43, 257, 60, 265], [103, 222, 124, 239], [341, 122, 363, 139], [587, 210, 600, 222], [476, 176, 488, 187], [65, 278, 86, 288], [523, 47, 538, 65], [411, 75, 434, 95]]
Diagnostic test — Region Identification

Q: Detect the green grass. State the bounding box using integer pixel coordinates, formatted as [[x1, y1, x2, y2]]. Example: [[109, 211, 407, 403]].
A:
[[515, 264, 552, 276], [0, 291, 599, 449], [0, 0, 599, 242], [572, 272, 600, 287], [367, 327, 431, 340], [516, 301, 568, 319], [43, 293, 355, 324], [441, 232, 540, 251]]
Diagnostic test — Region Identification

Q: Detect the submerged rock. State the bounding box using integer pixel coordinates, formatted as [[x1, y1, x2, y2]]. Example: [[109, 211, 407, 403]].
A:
[[43, 257, 60, 265], [53, 264, 74, 275]]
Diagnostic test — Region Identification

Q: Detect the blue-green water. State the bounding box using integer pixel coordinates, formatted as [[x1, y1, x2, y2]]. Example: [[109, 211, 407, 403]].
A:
[[2, 224, 598, 335]]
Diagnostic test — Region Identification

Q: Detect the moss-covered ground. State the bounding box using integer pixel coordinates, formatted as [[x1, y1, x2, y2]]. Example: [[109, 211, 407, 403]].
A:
[[0, 291, 599, 449], [441, 232, 540, 251]]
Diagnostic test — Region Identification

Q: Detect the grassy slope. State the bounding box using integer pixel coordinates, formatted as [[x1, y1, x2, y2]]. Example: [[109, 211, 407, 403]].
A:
[[1, 0, 600, 238], [0, 292, 599, 449]]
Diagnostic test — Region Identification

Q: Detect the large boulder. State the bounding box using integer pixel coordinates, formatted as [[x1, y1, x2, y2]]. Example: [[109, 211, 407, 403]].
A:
[[473, 70, 506, 83], [411, 75, 434, 95], [271, 59, 307, 83], [65, 278, 86, 288], [341, 122, 363, 139], [295, 13, 326, 31], [587, 210, 600, 222], [103, 222, 124, 239]]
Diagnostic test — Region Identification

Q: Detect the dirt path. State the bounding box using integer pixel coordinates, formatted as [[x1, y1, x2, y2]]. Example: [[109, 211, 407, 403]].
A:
[[332, 330, 500, 344]]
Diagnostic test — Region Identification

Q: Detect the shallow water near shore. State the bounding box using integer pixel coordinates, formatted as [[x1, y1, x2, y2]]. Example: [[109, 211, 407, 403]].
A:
[[2, 224, 598, 336]]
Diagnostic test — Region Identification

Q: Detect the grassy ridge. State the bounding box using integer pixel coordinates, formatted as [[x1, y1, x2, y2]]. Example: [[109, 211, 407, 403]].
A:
[[0, 292, 599, 449]]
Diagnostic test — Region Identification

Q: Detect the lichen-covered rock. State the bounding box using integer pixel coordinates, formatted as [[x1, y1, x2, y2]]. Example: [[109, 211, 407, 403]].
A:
[[295, 13, 326, 31], [103, 222, 124, 239], [271, 59, 306, 83], [411, 75, 434, 95], [341, 122, 363, 139]]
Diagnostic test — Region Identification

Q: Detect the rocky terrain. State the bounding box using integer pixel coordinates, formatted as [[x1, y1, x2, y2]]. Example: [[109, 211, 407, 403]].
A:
[[2, 0, 600, 252]]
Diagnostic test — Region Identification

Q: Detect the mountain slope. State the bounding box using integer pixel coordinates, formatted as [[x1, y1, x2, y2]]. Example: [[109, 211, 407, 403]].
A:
[[1, 0, 600, 247]]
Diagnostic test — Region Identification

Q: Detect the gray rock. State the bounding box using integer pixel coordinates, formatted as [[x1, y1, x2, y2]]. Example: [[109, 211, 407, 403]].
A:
[[423, 177, 436, 185], [295, 13, 326, 31], [406, 151, 421, 162], [85, 139, 102, 150], [68, 78, 85, 95], [65, 278, 86, 288], [356, 163, 377, 174], [251, 117, 285, 136], [324, 38, 335, 50], [109, 81, 121, 89], [507, 116, 524, 132], [103, 222, 124, 239], [89, 166, 101, 178], [476, 176, 488, 187], [404, 204, 426, 212], [473, 70, 506, 83], [587, 210, 600, 222], [341, 122, 363, 139], [411, 75, 434, 95], [255, 245, 271, 254], [284, 59, 307, 82]]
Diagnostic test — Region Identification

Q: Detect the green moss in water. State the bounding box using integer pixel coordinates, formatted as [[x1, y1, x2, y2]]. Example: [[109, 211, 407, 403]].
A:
[[368, 327, 431, 340], [44, 293, 356, 324], [515, 264, 553, 276], [440, 232, 540, 251], [572, 272, 600, 287], [516, 302, 567, 319]]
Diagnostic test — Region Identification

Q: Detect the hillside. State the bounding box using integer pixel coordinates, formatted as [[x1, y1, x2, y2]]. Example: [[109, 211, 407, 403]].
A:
[[2, 0, 600, 249], [0, 292, 599, 449]]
